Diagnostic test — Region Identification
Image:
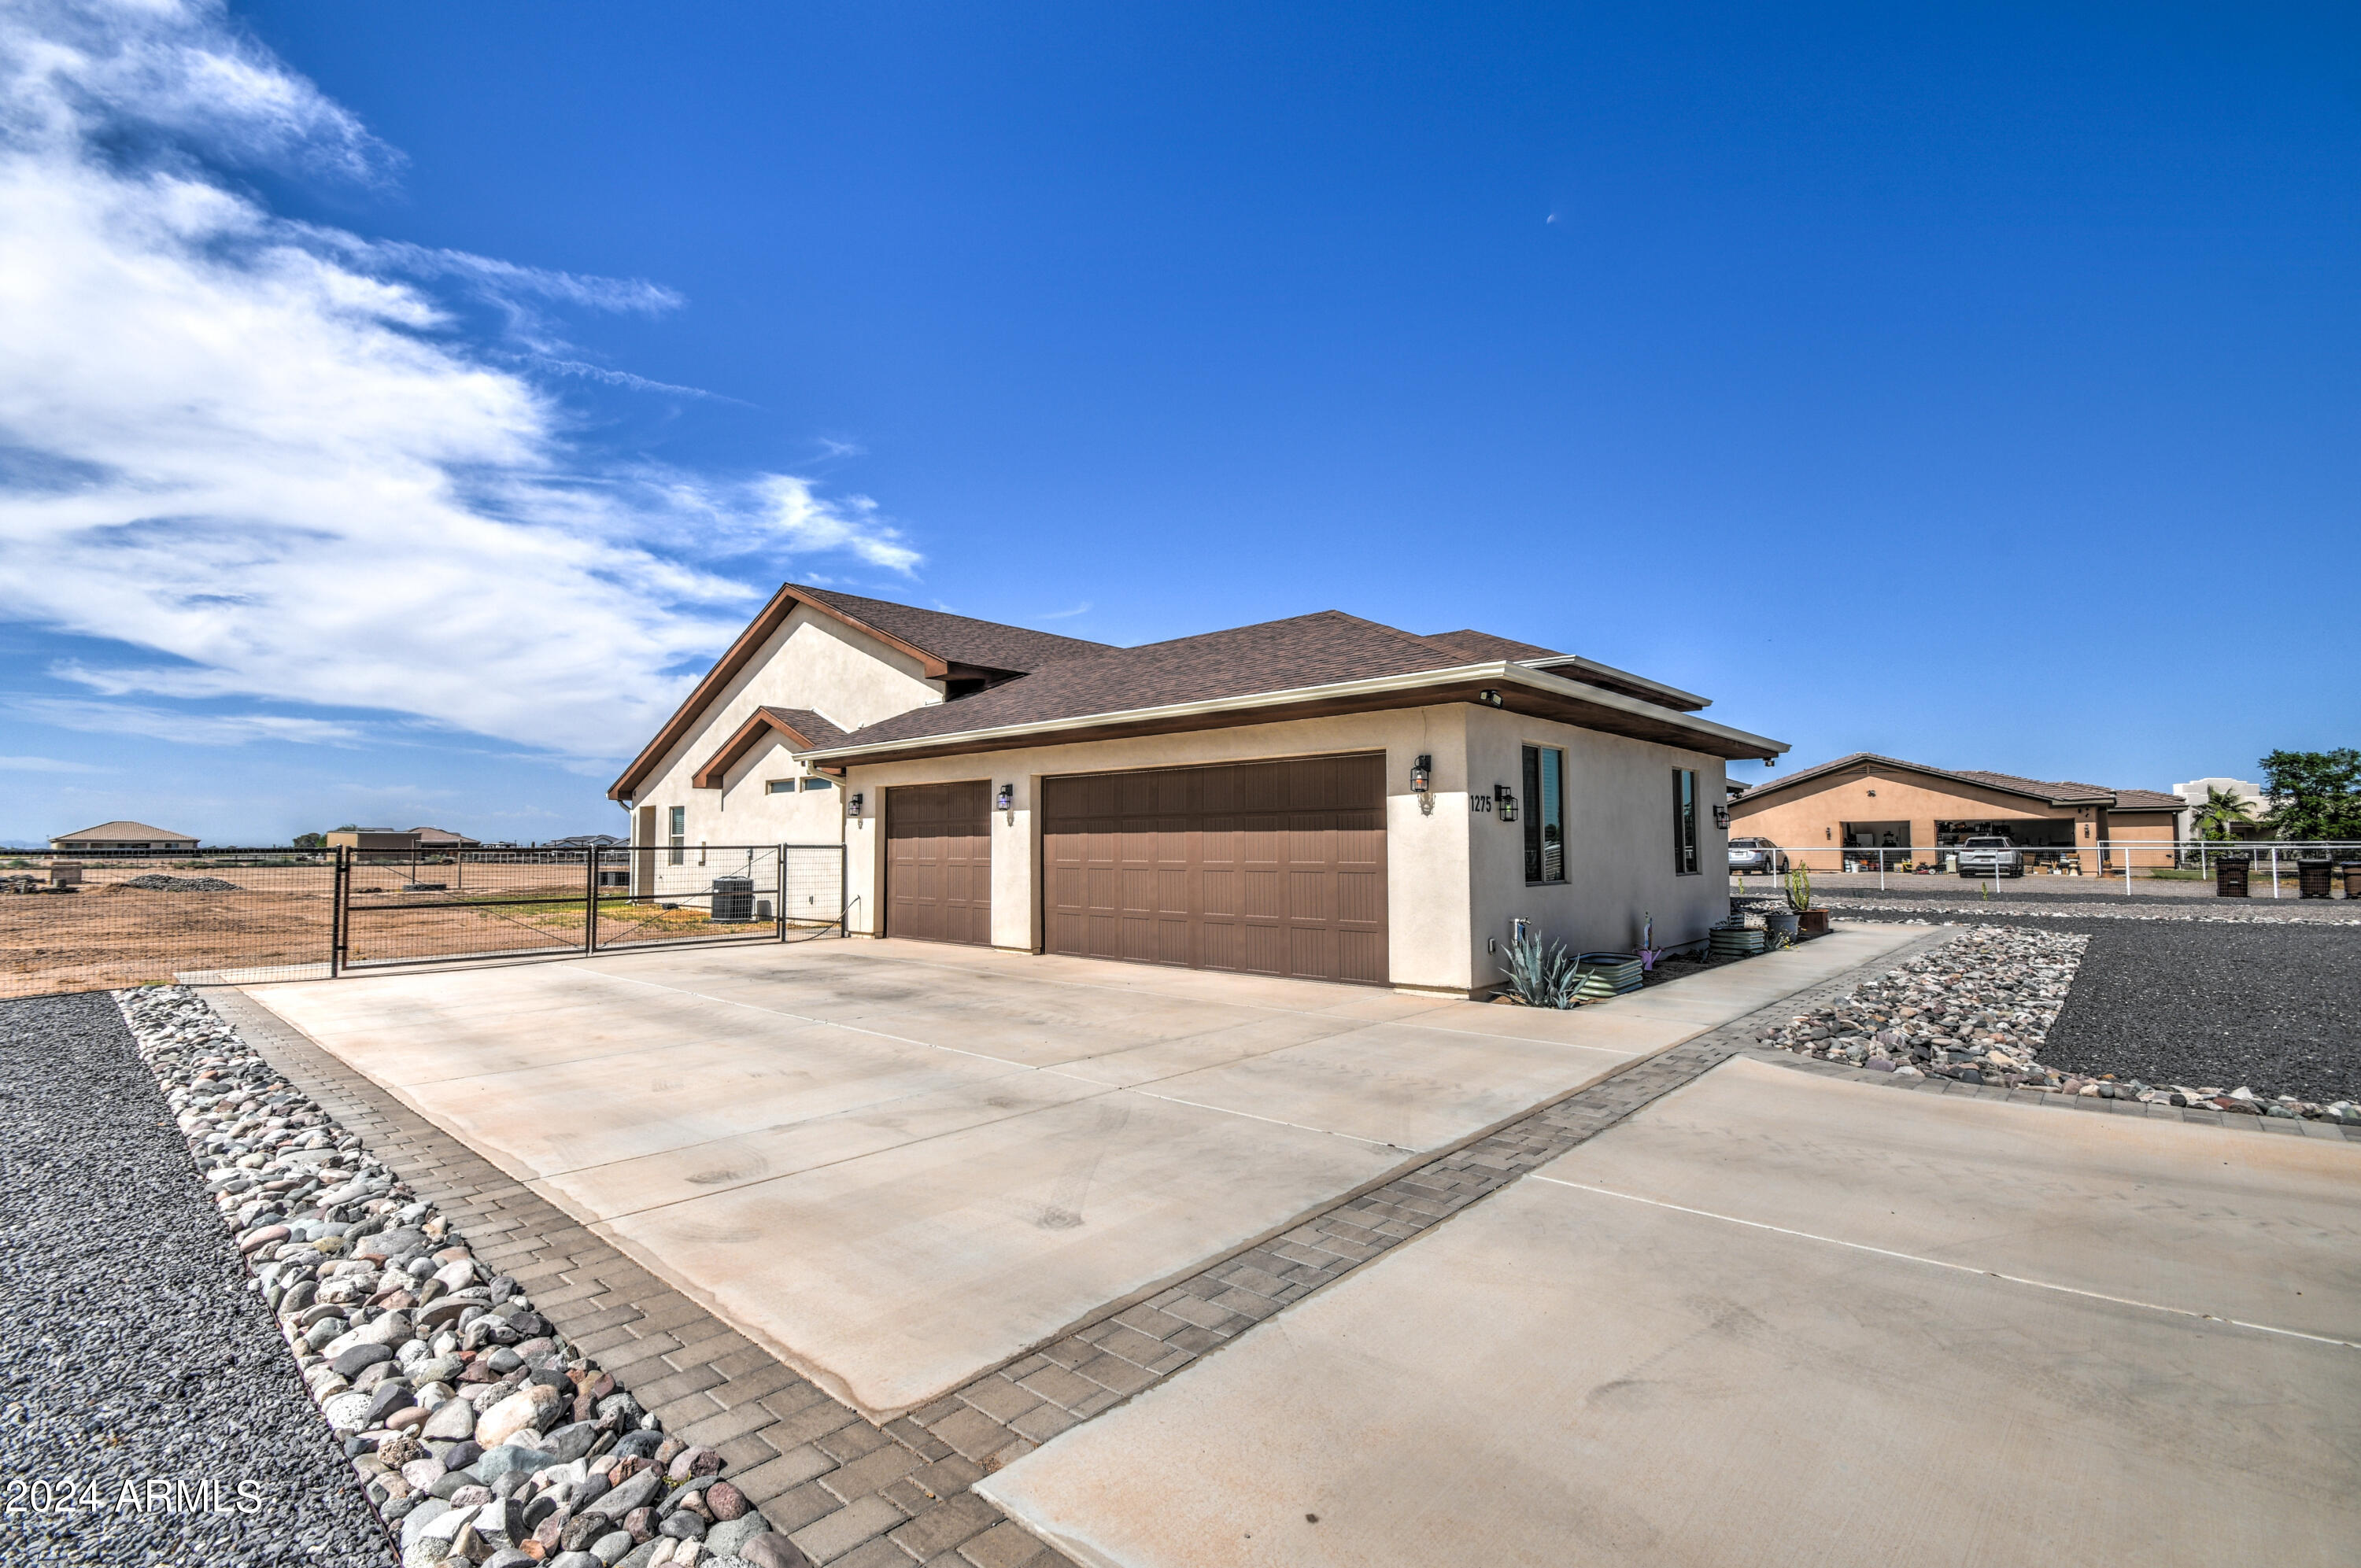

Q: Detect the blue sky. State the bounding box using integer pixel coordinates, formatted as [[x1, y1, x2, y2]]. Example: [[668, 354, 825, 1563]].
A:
[[1, 2, 2354, 846]]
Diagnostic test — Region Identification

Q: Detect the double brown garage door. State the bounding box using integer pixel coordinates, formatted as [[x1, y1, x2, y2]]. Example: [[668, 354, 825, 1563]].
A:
[[1042, 752, 1388, 985]]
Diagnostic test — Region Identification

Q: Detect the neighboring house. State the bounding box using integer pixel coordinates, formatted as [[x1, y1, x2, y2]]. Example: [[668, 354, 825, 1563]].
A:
[[48, 820, 198, 852], [325, 828, 422, 853], [609, 581, 1786, 994], [2171, 777, 2272, 842], [1729, 754, 2187, 873], [409, 825, 481, 850]]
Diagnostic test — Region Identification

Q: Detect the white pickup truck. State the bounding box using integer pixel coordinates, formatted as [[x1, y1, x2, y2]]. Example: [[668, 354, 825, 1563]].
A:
[[1955, 836, 2026, 878]]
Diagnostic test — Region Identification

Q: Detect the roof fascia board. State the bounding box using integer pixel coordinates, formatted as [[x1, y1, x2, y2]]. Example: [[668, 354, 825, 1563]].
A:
[[1518, 655, 1708, 710], [608, 588, 950, 800], [800, 662, 1786, 766]]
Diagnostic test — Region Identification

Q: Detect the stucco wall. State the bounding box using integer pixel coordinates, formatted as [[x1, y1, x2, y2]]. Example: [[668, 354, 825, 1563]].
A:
[[626, 606, 936, 852], [840, 707, 1480, 989], [1461, 705, 1729, 975], [840, 703, 1728, 994]]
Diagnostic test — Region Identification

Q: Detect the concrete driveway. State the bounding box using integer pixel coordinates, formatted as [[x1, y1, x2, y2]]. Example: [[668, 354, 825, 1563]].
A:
[[977, 1053, 2361, 1568], [242, 926, 1919, 1415]]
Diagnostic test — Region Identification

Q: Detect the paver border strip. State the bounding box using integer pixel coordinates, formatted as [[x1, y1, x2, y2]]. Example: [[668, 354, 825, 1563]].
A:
[[192, 927, 1960, 1566]]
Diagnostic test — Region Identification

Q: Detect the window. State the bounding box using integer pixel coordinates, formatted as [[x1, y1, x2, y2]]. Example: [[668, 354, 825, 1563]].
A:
[[1522, 746, 1565, 884], [766, 780, 795, 795], [802, 777, 835, 791], [667, 805, 685, 866], [1672, 769, 1699, 875]]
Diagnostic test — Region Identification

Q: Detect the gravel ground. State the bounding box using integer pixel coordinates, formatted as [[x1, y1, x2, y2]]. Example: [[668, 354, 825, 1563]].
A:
[[2043, 923, 2361, 1104], [0, 991, 394, 1567], [1833, 913, 2361, 1103]]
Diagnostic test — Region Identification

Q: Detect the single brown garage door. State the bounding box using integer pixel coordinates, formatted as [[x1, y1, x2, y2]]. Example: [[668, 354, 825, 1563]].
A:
[[887, 781, 992, 945], [1042, 753, 1387, 984]]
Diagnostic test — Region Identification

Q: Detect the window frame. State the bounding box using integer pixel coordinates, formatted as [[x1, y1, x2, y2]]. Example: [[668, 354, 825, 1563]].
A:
[[1521, 744, 1567, 885], [1672, 769, 1699, 876], [667, 805, 685, 866], [764, 779, 795, 795], [801, 777, 835, 791]]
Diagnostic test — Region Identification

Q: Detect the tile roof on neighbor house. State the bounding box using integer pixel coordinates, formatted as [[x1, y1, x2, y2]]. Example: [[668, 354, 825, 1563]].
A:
[[822, 611, 1477, 750], [53, 820, 194, 842], [1739, 754, 2180, 811], [2108, 788, 2192, 812], [788, 582, 1110, 674]]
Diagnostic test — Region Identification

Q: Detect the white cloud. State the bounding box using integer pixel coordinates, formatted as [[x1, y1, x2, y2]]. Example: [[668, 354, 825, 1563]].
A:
[[9, 695, 363, 745], [0, 754, 105, 772], [0, 0, 918, 758]]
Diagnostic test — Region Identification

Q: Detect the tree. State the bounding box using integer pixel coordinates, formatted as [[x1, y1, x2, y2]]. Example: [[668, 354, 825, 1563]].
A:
[[292, 832, 325, 850], [2193, 786, 2256, 841], [2258, 749, 2361, 843]]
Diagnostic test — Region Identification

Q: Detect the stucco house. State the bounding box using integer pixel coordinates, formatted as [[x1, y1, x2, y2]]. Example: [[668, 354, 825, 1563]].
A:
[[49, 820, 198, 852], [608, 582, 1786, 995], [1729, 754, 2187, 873]]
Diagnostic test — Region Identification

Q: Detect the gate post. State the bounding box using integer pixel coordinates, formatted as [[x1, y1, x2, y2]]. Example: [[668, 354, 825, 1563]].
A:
[[329, 846, 349, 979], [778, 843, 789, 942], [584, 847, 600, 955]]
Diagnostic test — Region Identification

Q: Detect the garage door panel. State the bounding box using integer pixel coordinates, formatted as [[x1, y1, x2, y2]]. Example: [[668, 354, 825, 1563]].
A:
[[887, 781, 992, 946], [1043, 754, 1387, 986]]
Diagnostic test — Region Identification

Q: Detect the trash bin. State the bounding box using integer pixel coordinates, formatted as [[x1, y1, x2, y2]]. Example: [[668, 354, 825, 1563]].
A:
[[2342, 862, 2361, 898], [2297, 860, 2333, 899], [709, 875, 754, 922], [2215, 858, 2249, 898]]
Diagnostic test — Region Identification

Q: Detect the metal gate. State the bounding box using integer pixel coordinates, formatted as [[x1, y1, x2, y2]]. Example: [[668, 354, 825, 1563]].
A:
[[334, 843, 845, 973]]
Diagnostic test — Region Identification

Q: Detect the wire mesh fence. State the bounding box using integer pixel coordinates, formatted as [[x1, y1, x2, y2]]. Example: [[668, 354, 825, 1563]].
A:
[[0, 843, 848, 998]]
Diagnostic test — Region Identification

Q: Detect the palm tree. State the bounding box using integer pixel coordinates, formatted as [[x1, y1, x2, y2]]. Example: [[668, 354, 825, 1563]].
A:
[[2195, 786, 2255, 841]]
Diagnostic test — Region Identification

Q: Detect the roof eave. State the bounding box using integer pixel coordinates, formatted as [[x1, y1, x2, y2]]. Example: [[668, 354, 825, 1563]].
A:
[[798, 662, 1786, 767]]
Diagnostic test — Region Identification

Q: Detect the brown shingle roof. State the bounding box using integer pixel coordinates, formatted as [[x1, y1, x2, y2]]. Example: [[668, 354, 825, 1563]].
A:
[[787, 583, 1109, 673], [1421, 629, 1563, 662], [1738, 754, 2174, 812], [53, 820, 194, 842], [829, 611, 1480, 749]]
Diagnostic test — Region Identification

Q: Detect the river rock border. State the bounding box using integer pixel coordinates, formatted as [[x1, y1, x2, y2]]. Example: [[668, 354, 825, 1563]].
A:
[[114, 984, 816, 1568], [1747, 927, 2361, 1123]]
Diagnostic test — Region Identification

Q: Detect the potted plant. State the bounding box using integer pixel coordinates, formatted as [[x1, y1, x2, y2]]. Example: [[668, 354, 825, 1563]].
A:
[[1786, 862, 1829, 934]]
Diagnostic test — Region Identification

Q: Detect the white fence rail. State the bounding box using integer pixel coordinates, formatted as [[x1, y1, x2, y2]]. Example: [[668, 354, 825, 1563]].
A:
[[1727, 840, 2361, 898]]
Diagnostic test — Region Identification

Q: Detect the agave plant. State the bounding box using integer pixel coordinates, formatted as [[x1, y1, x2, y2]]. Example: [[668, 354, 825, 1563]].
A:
[[1502, 928, 1582, 1008], [1783, 861, 1813, 913], [1635, 912, 1665, 972]]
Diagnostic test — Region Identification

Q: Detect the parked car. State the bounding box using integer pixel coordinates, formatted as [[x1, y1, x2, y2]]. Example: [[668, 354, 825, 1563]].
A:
[[1955, 836, 2026, 878], [1727, 837, 1789, 875]]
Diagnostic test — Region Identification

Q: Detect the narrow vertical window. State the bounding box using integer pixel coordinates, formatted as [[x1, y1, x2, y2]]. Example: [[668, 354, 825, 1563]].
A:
[[1672, 769, 1698, 875], [1523, 745, 1566, 884], [668, 805, 685, 867]]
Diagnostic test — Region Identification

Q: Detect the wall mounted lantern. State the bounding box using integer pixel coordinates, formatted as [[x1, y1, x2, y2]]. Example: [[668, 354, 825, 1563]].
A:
[[1713, 803, 1731, 829], [1410, 754, 1432, 795], [1495, 784, 1518, 822], [847, 792, 864, 818], [995, 783, 1014, 812]]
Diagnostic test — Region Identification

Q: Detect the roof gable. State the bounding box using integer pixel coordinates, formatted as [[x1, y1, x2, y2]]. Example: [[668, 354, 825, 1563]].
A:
[[692, 707, 852, 789], [54, 820, 193, 840], [610, 584, 1109, 800]]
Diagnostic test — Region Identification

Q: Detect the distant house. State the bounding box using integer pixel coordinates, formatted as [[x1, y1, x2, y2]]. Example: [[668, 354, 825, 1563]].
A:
[[2171, 777, 2272, 842], [325, 828, 422, 853], [408, 826, 481, 850], [1730, 754, 2186, 873], [50, 820, 198, 852]]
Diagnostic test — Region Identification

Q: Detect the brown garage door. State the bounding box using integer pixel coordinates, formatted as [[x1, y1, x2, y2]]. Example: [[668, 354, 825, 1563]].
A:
[[887, 781, 992, 945], [1042, 753, 1387, 984]]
